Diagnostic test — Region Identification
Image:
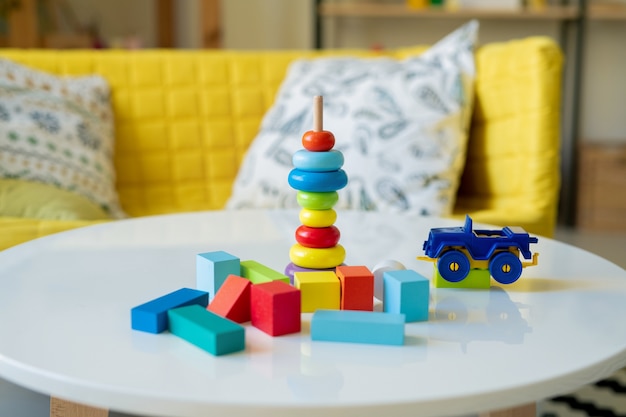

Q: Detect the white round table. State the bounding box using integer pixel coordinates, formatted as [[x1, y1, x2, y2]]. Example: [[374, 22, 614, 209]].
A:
[[0, 210, 625, 417]]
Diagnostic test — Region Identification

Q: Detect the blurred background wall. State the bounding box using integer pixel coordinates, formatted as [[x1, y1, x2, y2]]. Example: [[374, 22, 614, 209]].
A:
[[63, 0, 625, 144]]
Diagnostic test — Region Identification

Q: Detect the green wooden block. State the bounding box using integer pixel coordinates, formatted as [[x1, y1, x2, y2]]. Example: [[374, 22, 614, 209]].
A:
[[433, 265, 490, 289], [240, 260, 290, 284], [168, 305, 245, 356]]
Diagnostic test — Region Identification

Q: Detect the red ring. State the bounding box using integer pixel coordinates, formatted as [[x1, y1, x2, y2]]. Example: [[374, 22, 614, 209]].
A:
[[295, 225, 340, 248]]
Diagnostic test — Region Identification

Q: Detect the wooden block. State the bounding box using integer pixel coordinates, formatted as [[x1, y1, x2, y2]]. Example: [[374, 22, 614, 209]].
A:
[[207, 274, 251, 323], [250, 281, 301, 336], [433, 265, 491, 289], [168, 305, 245, 356], [196, 251, 240, 300], [311, 309, 405, 345], [294, 271, 340, 313], [336, 265, 374, 311], [131, 288, 209, 334], [240, 260, 290, 284], [383, 269, 429, 322]]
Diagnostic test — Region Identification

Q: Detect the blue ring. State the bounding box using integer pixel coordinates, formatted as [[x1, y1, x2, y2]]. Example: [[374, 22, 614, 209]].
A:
[[292, 149, 344, 172], [288, 169, 348, 192]]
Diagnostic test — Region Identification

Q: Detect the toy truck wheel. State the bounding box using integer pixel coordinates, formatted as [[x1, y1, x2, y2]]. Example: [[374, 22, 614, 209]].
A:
[[437, 250, 470, 282], [489, 252, 523, 284]]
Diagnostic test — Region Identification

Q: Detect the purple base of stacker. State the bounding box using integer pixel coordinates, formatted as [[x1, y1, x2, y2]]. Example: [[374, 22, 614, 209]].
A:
[[284, 262, 342, 285]]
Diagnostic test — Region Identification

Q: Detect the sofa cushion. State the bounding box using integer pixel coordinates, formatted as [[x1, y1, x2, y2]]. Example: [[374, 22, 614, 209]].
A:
[[227, 20, 478, 216], [0, 58, 124, 218], [0, 179, 110, 220]]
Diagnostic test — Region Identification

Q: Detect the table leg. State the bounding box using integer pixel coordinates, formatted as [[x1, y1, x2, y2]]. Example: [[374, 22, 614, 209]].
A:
[[480, 403, 536, 417], [50, 397, 109, 417]]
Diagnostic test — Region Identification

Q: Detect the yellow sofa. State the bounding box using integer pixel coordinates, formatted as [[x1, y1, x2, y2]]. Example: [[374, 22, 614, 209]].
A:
[[0, 37, 562, 251]]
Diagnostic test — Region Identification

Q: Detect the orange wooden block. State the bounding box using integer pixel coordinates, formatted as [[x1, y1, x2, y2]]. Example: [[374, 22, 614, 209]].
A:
[[336, 265, 374, 311], [207, 274, 251, 323]]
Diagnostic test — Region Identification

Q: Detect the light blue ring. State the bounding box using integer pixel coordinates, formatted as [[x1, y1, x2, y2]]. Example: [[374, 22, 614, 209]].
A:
[[292, 149, 344, 172]]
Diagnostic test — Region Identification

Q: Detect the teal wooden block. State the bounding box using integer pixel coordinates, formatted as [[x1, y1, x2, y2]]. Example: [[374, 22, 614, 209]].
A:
[[240, 260, 289, 284], [196, 251, 240, 300], [167, 305, 245, 356], [383, 269, 429, 322], [311, 309, 405, 346]]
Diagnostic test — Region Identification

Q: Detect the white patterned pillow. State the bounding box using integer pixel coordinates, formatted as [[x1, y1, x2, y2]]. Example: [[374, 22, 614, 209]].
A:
[[0, 59, 125, 218], [227, 20, 478, 216]]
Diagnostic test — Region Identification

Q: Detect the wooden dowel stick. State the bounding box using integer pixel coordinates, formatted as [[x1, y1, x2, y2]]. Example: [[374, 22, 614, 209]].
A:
[[313, 95, 323, 132]]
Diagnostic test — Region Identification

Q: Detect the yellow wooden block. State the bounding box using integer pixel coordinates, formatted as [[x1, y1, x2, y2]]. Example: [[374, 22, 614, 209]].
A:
[[294, 271, 340, 313]]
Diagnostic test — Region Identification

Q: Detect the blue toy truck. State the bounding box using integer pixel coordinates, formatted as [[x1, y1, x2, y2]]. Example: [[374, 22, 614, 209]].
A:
[[420, 216, 538, 284]]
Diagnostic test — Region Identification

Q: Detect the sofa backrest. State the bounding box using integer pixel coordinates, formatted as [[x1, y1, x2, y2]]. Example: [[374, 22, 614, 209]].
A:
[[1, 38, 562, 236], [454, 37, 562, 236]]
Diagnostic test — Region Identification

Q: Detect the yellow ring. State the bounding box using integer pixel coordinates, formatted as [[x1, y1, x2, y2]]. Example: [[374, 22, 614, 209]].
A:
[[299, 208, 337, 228], [289, 243, 346, 269]]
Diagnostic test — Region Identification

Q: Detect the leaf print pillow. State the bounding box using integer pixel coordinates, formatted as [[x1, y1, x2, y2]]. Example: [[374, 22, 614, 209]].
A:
[[0, 58, 125, 219], [227, 20, 478, 216]]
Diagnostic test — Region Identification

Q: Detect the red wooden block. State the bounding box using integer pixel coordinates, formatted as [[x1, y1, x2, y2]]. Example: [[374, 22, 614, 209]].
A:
[[336, 265, 374, 311], [251, 281, 301, 336], [207, 274, 251, 323]]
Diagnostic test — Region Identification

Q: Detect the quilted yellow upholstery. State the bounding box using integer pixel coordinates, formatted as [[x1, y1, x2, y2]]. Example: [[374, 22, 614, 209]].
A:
[[453, 37, 563, 237], [0, 38, 562, 251]]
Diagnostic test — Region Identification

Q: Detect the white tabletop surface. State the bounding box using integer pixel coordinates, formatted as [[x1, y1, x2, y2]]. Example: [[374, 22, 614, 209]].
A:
[[1, 210, 626, 417]]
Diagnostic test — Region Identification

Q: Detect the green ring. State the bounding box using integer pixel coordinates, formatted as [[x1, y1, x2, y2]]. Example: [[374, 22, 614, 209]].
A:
[[296, 191, 338, 210]]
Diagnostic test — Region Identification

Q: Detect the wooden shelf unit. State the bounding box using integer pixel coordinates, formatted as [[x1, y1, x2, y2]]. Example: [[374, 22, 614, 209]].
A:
[[314, 0, 588, 227], [2, 0, 221, 49], [588, 2, 626, 19], [318, 3, 580, 20]]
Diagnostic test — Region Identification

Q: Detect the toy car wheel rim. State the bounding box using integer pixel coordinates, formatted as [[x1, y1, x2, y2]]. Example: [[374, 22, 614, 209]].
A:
[[489, 252, 523, 284], [438, 250, 470, 282]]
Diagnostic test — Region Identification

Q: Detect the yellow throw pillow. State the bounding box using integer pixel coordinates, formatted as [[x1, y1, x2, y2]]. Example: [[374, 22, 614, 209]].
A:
[[0, 179, 110, 220]]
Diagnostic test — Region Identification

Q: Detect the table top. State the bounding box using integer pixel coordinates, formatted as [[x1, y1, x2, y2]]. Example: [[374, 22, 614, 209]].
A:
[[1, 210, 625, 417]]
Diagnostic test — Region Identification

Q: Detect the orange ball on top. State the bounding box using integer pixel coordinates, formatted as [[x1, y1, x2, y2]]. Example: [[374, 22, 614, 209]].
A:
[[302, 130, 335, 152]]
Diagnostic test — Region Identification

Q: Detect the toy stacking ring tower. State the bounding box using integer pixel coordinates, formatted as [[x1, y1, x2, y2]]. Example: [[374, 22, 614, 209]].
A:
[[285, 96, 348, 281]]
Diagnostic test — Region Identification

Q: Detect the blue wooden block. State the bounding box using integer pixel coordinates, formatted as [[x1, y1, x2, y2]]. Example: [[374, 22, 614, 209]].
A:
[[168, 305, 245, 356], [311, 309, 405, 346], [131, 288, 209, 334], [196, 251, 240, 300], [383, 269, 429, 322]]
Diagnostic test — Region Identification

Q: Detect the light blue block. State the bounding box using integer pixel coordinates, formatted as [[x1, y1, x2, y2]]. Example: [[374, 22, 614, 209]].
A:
[[383, 269, 429, 322], [311, 309, 405, 346], [196, 251, 240, 300], [168, 305, 245, 356], [131, 287, 209, 334]]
